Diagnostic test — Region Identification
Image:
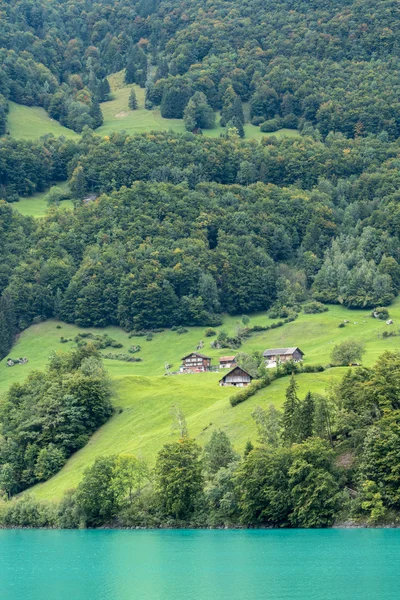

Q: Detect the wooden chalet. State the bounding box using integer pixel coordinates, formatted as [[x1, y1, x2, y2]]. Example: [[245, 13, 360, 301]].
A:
[[219, 366, 253, 387], [180, 352, 212, 373], [263, 347, 304, 367], [219, 356, 236, 369]]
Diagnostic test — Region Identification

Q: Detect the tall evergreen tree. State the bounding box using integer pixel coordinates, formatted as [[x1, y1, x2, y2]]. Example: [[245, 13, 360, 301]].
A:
[[298, 392, 315, 442], [128, 88, 138, 110], [97, 78, 111, 102], [282, 374, 300, 445], [125, 62, 136, 84], [183, 92, 215, 131], [89, 99, 103, 129], [0, 293, 16, 360]]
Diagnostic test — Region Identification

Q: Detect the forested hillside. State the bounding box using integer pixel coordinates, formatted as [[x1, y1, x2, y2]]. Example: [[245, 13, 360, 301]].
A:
[[1, 0, 400, 527]]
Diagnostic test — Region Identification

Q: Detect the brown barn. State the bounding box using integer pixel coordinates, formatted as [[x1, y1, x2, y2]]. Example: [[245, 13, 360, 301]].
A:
[[219, 366, 253, 387], [219, 356, 236, 369], [263, 347, 304, 367], [181, 352, 211, 373]]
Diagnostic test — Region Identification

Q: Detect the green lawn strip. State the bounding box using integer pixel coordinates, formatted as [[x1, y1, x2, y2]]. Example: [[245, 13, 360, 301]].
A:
[[7, 101, 79, 140], [11, 182, 73, 218]]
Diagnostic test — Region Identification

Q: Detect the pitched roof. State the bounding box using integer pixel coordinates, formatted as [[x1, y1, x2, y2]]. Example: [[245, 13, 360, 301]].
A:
[[219, 356, 236, 362], [263, 347, 304, 357], [219, 366, 253, 382], [181, 352, 211, 360]]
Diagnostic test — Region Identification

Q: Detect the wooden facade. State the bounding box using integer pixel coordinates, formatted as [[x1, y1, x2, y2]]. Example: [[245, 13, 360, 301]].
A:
[[180, 352, 212, 373], [219, 356, 237, 369], [263, 347, 304, 367], [219, 366, 253, 387]]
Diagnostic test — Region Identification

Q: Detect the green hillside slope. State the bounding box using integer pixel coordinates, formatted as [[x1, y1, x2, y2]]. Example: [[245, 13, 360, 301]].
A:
[[2, 299, 400, 501]]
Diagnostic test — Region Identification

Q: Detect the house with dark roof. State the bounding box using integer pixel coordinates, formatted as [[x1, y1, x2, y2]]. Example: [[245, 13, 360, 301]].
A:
[[263, 347, 304, 368], [180, 352, 212, 373], [219, 366, 253, 387]]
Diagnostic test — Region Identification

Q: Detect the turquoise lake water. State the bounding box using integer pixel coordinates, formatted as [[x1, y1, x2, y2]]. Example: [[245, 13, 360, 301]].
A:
[[1, 529, 399, 600]]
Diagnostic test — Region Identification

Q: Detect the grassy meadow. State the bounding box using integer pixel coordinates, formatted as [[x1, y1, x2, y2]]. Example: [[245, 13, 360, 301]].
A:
[[5, 71, 300, 143], [7, 101, 80, 140], [12, 182, 73, 218], [2, 298, 400, 500]]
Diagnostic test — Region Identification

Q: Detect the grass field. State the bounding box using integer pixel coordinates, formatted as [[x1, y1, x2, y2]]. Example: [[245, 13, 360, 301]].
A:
[[7, 101, 79, 140], [12, 182, 73, 218], [98, 74, 299, 141], [6, 72, 300, 143], [2, 298, 400, 500]]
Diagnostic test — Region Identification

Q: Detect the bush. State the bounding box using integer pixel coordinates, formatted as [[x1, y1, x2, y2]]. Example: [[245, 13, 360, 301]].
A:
[[303, 301, 328, 314], [205, 328, 217, 337], [146, 333, 153, 341], [372, 307, 389, 320], [128, 345, 141, 353], [176, 327, 188, 334], [260, 118, 282, 132], [251, 115, 265, 126]]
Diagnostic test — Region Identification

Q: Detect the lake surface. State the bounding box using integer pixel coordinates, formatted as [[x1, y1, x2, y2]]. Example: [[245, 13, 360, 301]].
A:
[[1, 529, 399, 600]]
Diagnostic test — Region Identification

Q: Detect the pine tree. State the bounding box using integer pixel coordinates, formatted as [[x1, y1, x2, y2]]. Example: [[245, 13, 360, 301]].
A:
[[125, 62, 136, 84], [97, 78, 111, 102], [298, 392, 315, 442], [0, 293, 16, 360], [128, 88, 138, 110], [183, 92, 215, 131], [89, 99, 103, 129], [70, 166, 86, 200], [231, 96, 245, 123], [282, 374, 300, 445]]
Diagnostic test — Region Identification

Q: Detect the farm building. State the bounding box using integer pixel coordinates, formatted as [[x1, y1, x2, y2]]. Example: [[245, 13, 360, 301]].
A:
[[180, 352, 212, 373], [263, 347, 304, 368], [219, 356, 236, 369], [219, 366, 253, 387]]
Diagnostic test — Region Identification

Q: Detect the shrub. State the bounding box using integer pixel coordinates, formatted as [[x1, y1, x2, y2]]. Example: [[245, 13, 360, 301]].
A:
[[372, 307, 389, 320], [303, 301, 328, 314], [176, 327, 188, 334], [146, 333, 153, 341], [205, 328, 217, 337], [251, 116, 265, 126], [260, 118, 282, 132], [128, 345, 141, 353]]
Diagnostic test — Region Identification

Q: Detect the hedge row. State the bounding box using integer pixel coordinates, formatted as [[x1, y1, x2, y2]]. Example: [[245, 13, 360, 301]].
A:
[[229, 362, 326, 407]]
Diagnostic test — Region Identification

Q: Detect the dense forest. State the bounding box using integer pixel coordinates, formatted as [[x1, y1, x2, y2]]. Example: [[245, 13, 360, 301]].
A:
[[0, 0, 400, 355], [2, 349, 400, 528]]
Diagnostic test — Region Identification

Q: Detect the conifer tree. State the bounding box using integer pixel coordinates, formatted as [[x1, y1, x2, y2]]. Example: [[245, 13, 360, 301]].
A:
[[183, 91, 215, 131], [89, 99, 103, 129], [128, 88, 138, 110], [97, 78, 111, 102], [125, 62, 136, 84], [298, 392, 315, 442], [0, 293, 16, 360], [282, 374, 300, 445]]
